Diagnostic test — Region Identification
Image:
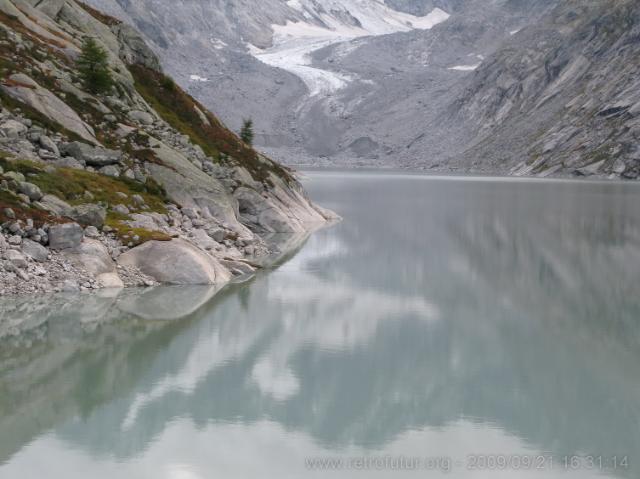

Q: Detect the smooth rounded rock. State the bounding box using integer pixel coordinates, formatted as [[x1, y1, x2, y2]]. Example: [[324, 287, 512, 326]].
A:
[[117, 238, 232, 285]]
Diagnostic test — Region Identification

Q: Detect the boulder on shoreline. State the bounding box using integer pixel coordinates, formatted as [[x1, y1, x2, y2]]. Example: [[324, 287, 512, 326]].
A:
[[48, 223, 84, 250], [117, 238, 232, 285], [62, 239, 124, 289]]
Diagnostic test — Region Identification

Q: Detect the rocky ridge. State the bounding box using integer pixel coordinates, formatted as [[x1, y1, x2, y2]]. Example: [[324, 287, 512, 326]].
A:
[[0, 0, 335, 295]]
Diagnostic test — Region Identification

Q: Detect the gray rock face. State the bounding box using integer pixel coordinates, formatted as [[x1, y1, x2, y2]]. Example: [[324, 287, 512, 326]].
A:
[[0, 74, 98, 144], [52, 157, 84, 170], [18, 182, 43, 201], [29, 0, 67, 17], [39, 135, 60, 156], [117, 238, 232, 285], [38, 194, 72, 216], [112, 204, 130, 215], [144, 138, 243, 231], [48, 223, 84, 250], [447, 0, 640, 178], [0, 119, 28, 138], [60, 142, 122, 166], [62, 239, 124, 288], [21, 239, 49, 262], [5, 249, 27, 269], [127, 110, 154, 125], [99, 165, 120, 177], [84, 226, 100, 237], [69, 204, 107, 227], [112, 22, 162, 71]]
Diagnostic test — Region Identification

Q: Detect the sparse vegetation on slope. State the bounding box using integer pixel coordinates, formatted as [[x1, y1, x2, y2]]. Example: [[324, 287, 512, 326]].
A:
[[129, 65, 294, 185], [0, 0, 330, 295]]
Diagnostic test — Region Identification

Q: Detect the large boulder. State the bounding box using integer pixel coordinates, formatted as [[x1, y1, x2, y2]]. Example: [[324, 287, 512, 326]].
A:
[[18, 182, 43, 201], [37, 194, 72, 216], [48, 222, 83, 250], [62, 239, 123, 289], [5, 249, 27, 269], [127, 110, 154, 125], [117, 238, 232, 285], [22, 239, 49, 262], [39, 135, 59, 156], [0, 119, 28, 138], [0, 74, 97, 144], [60, 142, 121, 167], [69, 204, 107, 227]]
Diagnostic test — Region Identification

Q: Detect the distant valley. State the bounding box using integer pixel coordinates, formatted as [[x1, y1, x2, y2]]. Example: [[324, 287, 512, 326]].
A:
[[88, 0, 640, 179]]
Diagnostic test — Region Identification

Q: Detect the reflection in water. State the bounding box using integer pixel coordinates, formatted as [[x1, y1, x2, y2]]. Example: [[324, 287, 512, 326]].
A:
[[1, 172, 640, 478]]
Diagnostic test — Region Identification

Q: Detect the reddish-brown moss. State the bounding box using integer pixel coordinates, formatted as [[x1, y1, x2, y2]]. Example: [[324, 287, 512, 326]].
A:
[[129, 64, 295, 185], [0, 190, 62, 226], [77, 2, 123, 27]]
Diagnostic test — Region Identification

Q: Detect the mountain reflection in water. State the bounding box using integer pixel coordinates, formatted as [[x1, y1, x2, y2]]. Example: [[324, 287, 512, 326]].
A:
[[1, 172, 639, 478]]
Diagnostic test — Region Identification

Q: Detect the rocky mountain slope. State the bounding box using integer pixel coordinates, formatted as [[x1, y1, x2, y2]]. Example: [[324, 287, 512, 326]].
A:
[[83, 0, 560, 169], [84, 0, 640, 179], [447, 0, 640, 179], [0, 0, 335, 295]]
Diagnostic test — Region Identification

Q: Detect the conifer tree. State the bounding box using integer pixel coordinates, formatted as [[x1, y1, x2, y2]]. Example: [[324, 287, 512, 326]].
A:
[[77, 37, 113, 94], [240, 118, 254, 145]]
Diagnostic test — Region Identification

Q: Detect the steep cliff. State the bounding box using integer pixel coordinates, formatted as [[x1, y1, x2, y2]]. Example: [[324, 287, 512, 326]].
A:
[[0, 0, 335, 294], [450, 0, 640, 178]]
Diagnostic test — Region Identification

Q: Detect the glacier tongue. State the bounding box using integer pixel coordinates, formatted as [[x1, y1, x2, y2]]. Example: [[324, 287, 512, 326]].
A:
[[250, 3, 450, 96]]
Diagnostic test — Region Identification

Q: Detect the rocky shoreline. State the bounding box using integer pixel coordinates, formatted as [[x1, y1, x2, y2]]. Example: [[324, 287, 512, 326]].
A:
[[0, 0, 337, 296], [0, 106, 335, 295], [0, 215, 322, 297]]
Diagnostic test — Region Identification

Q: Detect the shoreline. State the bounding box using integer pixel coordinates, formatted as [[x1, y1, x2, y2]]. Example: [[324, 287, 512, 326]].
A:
[[295, 165, 640, 183], [0, 212, 337, 297]]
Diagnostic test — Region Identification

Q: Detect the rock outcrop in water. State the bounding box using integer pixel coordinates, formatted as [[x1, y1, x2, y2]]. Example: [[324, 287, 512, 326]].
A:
[[0, 0, 335, 295]]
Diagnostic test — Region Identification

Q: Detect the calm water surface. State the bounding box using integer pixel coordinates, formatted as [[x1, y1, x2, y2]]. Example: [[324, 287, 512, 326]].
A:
[[1, 171, 640, 478]]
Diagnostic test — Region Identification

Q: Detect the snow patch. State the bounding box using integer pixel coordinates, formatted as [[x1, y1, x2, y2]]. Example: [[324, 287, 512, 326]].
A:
[[286, 0, 304, 12], [448, 64, 480, 71], [249, 3, 450, 96], [254, 38, 354, 96]]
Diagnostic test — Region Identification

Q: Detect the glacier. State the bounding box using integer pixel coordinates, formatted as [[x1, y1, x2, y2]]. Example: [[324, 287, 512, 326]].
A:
[[249, 1, 450, 96]]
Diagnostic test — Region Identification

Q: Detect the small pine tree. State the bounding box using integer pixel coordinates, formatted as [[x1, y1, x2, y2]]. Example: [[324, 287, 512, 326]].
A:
[[77, 37, 113, 94], [240, 118, 254, 145]]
